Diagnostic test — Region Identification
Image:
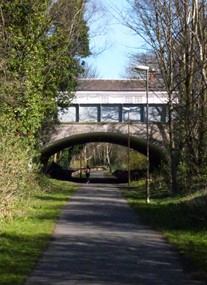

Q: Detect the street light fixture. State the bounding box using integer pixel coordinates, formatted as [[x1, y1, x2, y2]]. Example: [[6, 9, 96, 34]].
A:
[[134, 65, 150, 203]]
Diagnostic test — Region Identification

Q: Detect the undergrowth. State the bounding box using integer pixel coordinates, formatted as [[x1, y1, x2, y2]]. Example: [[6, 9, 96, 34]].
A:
[[0, 131, 40, 220]]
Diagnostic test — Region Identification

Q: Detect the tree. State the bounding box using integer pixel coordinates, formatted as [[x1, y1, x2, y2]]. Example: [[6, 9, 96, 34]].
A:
[[0, 0, 90, 210], [0, 0, 90, 145], [122, 0, 207, 193]]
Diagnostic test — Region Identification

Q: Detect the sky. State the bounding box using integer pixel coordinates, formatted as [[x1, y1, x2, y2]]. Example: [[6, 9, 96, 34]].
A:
[[84, 0, 145, 79]]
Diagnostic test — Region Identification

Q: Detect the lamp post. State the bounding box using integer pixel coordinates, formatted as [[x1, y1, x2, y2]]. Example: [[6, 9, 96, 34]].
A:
[[134, 65, 150, 203], [123, 107, 131, 187], [128, 110, 130, 187]]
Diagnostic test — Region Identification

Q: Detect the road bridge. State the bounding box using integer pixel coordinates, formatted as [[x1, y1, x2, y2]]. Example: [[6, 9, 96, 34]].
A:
[[41, 79, 170, 166]]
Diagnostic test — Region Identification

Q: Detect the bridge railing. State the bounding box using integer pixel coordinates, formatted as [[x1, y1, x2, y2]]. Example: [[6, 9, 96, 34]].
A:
[[58, 103, 168, 124], [71, 166, 108, 177]]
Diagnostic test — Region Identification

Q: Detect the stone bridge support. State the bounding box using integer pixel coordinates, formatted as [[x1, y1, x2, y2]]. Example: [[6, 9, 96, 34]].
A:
[[41, 122, 168, 168], [49, 122, 167, 145]]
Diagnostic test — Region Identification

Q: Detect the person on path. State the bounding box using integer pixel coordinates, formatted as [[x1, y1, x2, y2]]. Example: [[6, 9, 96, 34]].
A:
[[85, 165, 90, 183]]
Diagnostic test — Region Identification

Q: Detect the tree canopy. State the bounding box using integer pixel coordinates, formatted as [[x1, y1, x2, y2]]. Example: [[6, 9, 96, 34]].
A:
[[0, 0, 89, 144]]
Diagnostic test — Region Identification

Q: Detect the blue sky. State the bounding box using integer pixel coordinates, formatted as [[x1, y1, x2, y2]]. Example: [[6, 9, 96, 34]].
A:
[[85, 0, 145, 79]]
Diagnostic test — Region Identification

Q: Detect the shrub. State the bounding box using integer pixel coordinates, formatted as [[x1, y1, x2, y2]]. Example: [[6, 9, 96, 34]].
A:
[[0, 131, 40, 219]]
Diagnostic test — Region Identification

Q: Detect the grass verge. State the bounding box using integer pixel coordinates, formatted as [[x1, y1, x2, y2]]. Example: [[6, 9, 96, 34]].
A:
[[0, 178, 77, 285], [122, 181, 207, 282]]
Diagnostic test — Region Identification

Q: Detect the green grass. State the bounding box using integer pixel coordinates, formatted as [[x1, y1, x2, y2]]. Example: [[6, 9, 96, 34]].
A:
[[122, 181, 207, 281], [0, 179, 77, 285]]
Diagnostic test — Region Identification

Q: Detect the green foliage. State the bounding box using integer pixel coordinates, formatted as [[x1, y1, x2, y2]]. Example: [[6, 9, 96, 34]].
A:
[[0, 130, 40, 219], [129, 150, 147, 170], [176, 161, 188, 193], [0, 1, 52, 140], [58, 145, 84, 169], [110, 147, 147, 171], [0, 0, 89, 215], [0, 0, 89, 144]]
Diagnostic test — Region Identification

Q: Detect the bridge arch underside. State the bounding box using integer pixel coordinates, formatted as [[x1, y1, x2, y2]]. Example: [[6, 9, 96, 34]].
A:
[[41, 132, 167, 169]]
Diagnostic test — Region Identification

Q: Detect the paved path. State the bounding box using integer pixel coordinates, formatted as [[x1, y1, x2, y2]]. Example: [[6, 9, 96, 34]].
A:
[[25, 173, 204, 285]]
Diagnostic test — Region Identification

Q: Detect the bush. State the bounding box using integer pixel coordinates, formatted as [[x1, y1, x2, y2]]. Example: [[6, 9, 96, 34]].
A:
[[0, 131, 40, 219]]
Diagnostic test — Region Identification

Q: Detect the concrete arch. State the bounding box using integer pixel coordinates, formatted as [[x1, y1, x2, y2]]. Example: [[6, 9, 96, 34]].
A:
[[41, 132, 167, 168]]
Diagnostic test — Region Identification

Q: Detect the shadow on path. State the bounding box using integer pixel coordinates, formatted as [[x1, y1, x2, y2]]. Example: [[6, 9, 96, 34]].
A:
[[70, 177, 120, 184]]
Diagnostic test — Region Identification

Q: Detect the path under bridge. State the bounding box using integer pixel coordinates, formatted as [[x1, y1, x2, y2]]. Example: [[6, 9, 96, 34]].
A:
[[41, 124, 168, 169], [41, 79, 170, 167]]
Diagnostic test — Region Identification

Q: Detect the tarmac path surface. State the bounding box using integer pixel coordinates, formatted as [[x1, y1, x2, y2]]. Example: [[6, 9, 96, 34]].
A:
[[24, 172, 204, 285]]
